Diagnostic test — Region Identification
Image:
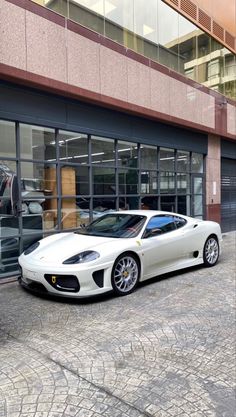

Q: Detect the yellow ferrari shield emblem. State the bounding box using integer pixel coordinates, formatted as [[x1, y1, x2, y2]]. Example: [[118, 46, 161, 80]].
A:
[[52, 276, 57, 284]]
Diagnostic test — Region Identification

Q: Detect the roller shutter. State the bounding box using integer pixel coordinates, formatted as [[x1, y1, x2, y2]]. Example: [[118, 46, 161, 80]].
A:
[[221, 158, 236, 232]]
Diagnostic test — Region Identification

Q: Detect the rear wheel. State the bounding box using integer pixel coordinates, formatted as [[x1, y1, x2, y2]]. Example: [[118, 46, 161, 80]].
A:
[[203, 236, 219, 267], [111, 254, 140, 296]]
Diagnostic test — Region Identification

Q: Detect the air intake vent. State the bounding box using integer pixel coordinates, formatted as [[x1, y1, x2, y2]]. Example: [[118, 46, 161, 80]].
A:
[[169, 0, 179, 6], [213, 21, 224, 41], [180, 0, 197, 20], [199, 8, 211, 31], [225, 31, 235, 49]]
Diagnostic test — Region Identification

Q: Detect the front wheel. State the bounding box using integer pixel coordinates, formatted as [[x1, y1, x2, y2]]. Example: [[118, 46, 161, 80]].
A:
[[111, 254, 140, 296], [203, 236, 219, 267]]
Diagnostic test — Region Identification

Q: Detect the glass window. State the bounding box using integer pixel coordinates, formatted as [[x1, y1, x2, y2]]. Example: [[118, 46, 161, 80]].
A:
[[104, 0, 134, 46], [60, 165, 90, 196], [119, 169, 138, 194], [93, 197, 117, 212], [193, 195, 203, 217], [0, 120, 16, 159], [177, 173, 190, 194], [192, 153, 203, 173], [91, 136, 115, 165], [141, 196, 158, 210], [141, 171, 157, 194], [140, 145, 157, 170], [178, 15, 197, 79], [160, 172, 175, 194], [58, 131, 88, 164], [92, 167, 115, 195], [159, 148, 175, 171], [20, 124, 55, 161], [0, 236, 19, 276], [117, 141, 138, 168], [177, 150, 189, 172], [157, 0, 179, 71], [0, 162, 16, 215], [160, 196, 175, 212], [68, 0, 104, 34], [21, 161, 55, 203], [77, 212, 146, 238], [144, 214, 176, 236], [177, 195, 190, 215]]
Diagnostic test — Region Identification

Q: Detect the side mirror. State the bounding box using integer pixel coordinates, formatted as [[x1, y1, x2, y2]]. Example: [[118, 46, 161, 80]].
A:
[[144, 228, 162, 238], [10, 174, 19, 216]]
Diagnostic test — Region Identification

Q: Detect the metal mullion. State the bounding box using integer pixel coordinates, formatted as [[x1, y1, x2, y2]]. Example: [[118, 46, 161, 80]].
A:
[[137, 143, 141, 208], [157, 147, 161, 209], [55, 129, 62, 231], [16, 122, 24, 255], [88, 135, 93, 218], [174, 149, 177, 212], [115, 140, 119, 210]]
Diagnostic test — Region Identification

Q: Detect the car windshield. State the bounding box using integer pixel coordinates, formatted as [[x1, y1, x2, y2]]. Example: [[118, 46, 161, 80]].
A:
[[76, 213, 146, 238]]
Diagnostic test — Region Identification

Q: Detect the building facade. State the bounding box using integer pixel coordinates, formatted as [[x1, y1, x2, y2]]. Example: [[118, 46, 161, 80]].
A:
[[0, 0, 235, 279]]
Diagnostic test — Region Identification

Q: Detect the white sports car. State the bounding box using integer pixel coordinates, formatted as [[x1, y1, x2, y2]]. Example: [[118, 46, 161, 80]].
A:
[[18, 210, 222, 298]]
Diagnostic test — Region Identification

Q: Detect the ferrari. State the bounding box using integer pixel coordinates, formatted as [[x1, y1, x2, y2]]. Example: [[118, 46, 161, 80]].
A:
[[18, 210, 222, 298]]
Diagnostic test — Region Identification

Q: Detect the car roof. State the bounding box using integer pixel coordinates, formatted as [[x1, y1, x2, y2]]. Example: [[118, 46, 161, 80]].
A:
[[112, 210, 190, 220]]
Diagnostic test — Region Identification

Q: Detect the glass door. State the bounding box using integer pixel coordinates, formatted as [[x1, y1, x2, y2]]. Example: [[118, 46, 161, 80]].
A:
[[0, 120, 20, 277], [192, 174, 204, 219]]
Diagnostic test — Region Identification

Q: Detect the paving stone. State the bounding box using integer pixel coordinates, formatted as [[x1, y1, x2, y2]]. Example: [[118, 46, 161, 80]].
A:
[[0, 231, 235, 417]]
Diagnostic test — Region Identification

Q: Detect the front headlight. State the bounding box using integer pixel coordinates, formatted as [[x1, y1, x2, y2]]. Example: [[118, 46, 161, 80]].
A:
[[63, 250, 100, 264], [24, 241, 40, 255]]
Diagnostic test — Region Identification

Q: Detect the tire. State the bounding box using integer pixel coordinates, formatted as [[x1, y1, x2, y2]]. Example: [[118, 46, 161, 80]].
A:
[[111, 253, 140, 296], [203, 236, 219, 267]]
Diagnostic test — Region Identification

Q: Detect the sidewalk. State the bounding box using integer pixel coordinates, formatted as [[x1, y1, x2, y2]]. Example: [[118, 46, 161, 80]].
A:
[[0, 231, 235, 417]]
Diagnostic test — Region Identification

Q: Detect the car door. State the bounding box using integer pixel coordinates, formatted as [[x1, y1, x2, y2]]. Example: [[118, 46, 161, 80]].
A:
[[140, 215, 186, 279]]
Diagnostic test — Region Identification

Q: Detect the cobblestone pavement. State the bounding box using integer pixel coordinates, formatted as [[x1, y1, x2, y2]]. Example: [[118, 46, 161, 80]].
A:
[[0, 232, 235, 417]]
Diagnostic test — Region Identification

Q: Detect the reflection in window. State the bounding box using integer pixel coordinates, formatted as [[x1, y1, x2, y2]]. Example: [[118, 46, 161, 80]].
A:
[[60, 165, 89, 196], [0, 162, 16, 215], [160, 172, 175, 194], [140, 145, 157, 170], [0, 120, 16, 159], [141, 196, 158, 210], [177, 150, 189, 172], [160, 196, 175, 212], [93, 197, 116, 212], [93, 167, 115, 194], [177, 195, 190, 215], [60, 198, 88, 230], [0, 236, 19, 276], [192, 153, 203, 173], [117, 141, 138, 168], [20, 124, 55, 161], [141, 171, 157, 194], [160, 148, 175, 171], [177, 173, 190, 194], [91, 136, 115, 164], [58, 131, 88, 164], [119, 169, 138, 194]]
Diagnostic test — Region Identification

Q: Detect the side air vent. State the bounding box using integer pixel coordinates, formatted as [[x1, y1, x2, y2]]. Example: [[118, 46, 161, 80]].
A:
[[93, 270, 104, 288], [180, 0, 197, 20], [193, 251, 199, 258], [213, 21, 224, 42], [199, 8, 211, 32]]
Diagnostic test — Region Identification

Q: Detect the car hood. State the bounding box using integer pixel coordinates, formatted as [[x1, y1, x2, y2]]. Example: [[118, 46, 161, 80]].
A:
[[25, 232, 119, 265]]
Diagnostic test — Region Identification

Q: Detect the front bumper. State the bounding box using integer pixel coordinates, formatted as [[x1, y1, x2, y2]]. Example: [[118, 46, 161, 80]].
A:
[[18, 260, 113, 298]]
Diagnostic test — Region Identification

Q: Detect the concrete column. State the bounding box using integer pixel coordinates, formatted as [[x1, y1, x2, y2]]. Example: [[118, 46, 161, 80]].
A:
[[206, 134, 221, 223]]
